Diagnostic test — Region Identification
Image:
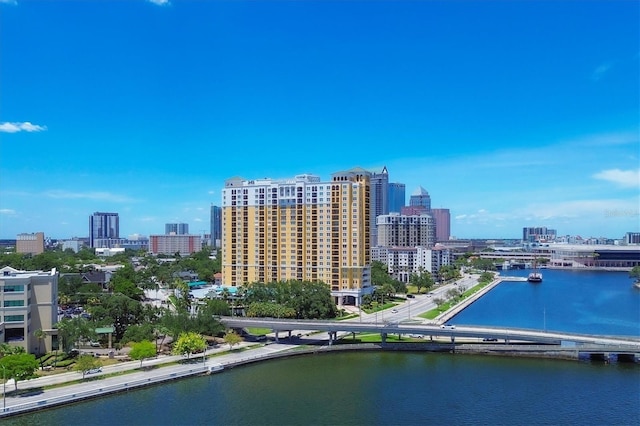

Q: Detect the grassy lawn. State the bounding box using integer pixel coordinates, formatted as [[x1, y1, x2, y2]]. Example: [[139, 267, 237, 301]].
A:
[[338, 333, 422, 344], [419, 279, 494, 320], [246, 327, 271, 335]]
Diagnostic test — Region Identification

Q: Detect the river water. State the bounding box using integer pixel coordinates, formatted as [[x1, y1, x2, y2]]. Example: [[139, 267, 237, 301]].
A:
[[5, 270, 640, 425]]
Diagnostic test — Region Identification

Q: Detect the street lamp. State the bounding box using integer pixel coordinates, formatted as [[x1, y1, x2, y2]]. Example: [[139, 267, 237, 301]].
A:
[[1, 363, 6, 412]]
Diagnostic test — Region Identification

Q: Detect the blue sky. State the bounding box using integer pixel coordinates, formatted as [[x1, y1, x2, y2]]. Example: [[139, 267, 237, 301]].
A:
[[0, 0, 638, 240]]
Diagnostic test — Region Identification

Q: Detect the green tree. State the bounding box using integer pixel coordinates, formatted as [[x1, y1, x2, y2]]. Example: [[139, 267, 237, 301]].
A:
[[409, 268, 434, 294], [129, 340, 157, 367], [470, 258, 495, 272], [55, 317, 96, 352], [74, 355, 102, 380], [223, 331, 242, 350], [0, 343, 25, 357], [630, 266, 640, 283], [121, 323, 155, 344], [172, 332, 206, 359], [0, 353, 39, 391], [89, 293, 145, 341]]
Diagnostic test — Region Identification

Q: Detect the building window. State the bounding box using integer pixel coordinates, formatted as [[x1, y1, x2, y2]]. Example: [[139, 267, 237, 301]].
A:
[[3, 285, 24, 292], [4, 315, 25, 322], [3, 300, 25, 307]]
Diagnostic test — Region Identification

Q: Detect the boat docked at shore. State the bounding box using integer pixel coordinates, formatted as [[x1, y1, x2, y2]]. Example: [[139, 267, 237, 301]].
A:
[[528, 260, 543, 283]]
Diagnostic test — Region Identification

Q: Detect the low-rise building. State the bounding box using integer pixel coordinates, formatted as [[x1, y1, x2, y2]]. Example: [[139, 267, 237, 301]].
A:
[[0, 266, 58, 354]]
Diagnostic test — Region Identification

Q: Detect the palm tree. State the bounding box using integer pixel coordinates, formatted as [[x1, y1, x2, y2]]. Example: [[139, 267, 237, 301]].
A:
[[34, 329, 46, 357]]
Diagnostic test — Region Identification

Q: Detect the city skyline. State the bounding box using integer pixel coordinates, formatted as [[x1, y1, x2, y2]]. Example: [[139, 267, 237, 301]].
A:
[[1, 0, 638, 240]]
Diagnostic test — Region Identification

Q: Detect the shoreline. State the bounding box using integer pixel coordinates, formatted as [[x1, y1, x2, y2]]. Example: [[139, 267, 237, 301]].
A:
[[3, 337, 638, 419]]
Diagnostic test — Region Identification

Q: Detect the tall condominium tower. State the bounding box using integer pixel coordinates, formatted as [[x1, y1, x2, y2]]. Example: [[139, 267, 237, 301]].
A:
[[89, 212, 119, 248], [165, 223, 189, 235], [369, 166, 389, 247], [388, 182, 406, 213], [210, 205, 222, 249], [221, 168, 372, 305], [409, 186, 431, 211], [431, 208, 451, 242]]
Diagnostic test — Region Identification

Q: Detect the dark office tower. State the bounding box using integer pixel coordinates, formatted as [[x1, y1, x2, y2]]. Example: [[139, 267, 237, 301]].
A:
[[89, 212, 119, 248], [409, 186, 431, 211], [165, 223, 189, 235], [388, 182, 406, 213], [431, 208, 451, 242], [210, 205, 222, 249], [370, 166, 389, 247]]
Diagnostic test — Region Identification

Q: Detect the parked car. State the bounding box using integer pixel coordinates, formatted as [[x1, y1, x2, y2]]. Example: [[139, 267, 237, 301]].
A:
[[440, 324, 456, 329], [90, 341, 101, 347], [483, 338, 498, 342], [407, 294, 415, 299], [86, 367, 102, 374], [391, 309, 398, 313]]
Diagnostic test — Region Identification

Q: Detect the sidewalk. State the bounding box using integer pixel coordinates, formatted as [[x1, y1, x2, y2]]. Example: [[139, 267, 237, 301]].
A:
[[1, 340, 301, 418]]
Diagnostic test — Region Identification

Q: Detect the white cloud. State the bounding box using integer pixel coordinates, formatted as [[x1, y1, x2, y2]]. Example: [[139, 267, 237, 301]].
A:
[[0, 121, 47, 133], [591, 62, 612, 81], [593, 168, 640, 188], [147, 0, 170, 5], [0, 209, 16, 215], [0, 0, 18, 5], [43, 190, 135, 203]]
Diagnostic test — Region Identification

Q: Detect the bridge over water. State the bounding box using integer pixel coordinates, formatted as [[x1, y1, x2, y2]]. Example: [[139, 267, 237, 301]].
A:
[[220, 317, 640, 359]]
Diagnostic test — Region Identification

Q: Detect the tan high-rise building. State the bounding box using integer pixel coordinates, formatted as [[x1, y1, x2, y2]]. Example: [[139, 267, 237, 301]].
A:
[[16, 232, 45, 255], [221, 168, 372, 305]]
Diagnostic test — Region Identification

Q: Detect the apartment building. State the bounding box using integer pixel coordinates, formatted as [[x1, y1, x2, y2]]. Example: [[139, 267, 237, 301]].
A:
[[371, 245, 452, 282], [221, 168, 372, 305], [376, 212, 436, 248], [0, 266, 58, 354], [149, 234, 202, 256]]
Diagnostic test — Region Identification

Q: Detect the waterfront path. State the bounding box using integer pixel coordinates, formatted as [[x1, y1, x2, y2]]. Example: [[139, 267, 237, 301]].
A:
[[0, 341, 302, 418]]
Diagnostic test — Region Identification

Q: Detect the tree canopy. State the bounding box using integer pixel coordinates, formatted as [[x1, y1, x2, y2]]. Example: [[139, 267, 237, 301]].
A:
[[0, 353, 39, 391], [74, 355, 102, 379], [129, 340, 157, 367], [244, 280, 337, 319], [172, 332, 207, 359]]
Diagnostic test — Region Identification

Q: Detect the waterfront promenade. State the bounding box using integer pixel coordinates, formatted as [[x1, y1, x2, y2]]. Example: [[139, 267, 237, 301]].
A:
[[0, 340, 302, 418]]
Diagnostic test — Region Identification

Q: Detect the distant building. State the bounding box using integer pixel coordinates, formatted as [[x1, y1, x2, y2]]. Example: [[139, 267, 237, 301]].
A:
[[388, 182, 406, 213], [210, 205, 222, 249], [149, 234, 202, 256], [89, 212, 119, 248], [221, 169, 372, 305], [0, 266, 58, 354], [61, 238, 84, 253], [165, 223, 189, 235], [376, 213, 436, 248], [16, 232, 45, 255], [431, 208, 451, 242], [523, 227, 557, 243], [370, 166, 389, 247], [409, 186, 431, 211], [624, 232, 640, 245]]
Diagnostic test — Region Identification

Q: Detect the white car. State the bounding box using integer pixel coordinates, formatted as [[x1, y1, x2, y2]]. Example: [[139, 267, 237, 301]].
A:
[[440, 324, 456, 329], [391, 309, 398, 313]]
